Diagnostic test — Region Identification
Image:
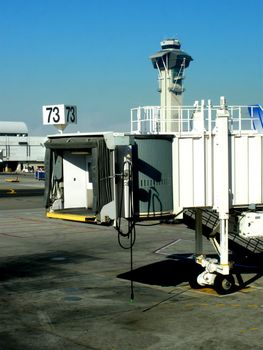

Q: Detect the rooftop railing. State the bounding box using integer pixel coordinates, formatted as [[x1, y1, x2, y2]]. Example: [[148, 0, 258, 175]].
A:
[[130, 104, 263, 135]]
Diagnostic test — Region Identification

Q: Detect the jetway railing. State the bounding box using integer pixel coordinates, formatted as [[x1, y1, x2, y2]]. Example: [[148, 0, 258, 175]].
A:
[[130, 104, 263, 135]]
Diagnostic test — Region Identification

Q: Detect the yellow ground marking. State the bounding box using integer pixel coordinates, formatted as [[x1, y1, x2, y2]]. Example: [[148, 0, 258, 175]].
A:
[[5, 178, 19, 182], [183, 301, 262, 311], [47, 212, 96, 223], [188, 285, 257, 297], [215, 303, 225, 307], [240, 327, 259, 334], [188, 287, 220, 296], [6, 188, 16, 194], [247, 304, 258, 308]]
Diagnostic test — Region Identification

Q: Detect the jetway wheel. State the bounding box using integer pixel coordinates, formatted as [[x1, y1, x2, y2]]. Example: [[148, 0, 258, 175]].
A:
[[214, 274, 235, 295], [188, 265, 204, 289]]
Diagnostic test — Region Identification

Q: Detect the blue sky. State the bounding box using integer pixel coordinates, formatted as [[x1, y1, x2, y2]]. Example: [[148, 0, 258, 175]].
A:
[[0, 0, 262, 135]]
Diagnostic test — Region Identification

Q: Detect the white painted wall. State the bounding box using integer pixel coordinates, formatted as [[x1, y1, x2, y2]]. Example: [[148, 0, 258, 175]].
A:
[[173, 132, 263, 213]]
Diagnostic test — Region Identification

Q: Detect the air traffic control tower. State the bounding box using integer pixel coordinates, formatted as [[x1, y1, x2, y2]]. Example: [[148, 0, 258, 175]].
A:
[[150, 38, 193, 132]]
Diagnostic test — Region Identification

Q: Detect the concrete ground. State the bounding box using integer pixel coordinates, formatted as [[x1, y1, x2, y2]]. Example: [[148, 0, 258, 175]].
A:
[[0, 174, 263, 350]]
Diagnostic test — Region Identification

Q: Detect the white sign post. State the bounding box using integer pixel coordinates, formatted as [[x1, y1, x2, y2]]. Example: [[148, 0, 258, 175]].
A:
[[42, 104, 77, 133]]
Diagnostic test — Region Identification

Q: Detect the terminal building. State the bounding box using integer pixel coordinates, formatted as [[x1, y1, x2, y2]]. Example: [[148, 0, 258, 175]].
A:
[[0, 121, 46, 172]]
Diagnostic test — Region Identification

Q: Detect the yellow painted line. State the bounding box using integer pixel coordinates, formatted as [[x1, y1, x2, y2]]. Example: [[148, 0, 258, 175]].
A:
[[230, 304, 241, 307], [247, 304, 258, 308], [46, 212, 96, 223], [189, 285, 257, 297], [193, 287, 219, 296], [6, 188, 16, 194], [5, 178, 19, 182], [184, 303, 194, 308], [240, 327, 259, 334], [215, 303, 225, 307], [239, 286, 255, 293]]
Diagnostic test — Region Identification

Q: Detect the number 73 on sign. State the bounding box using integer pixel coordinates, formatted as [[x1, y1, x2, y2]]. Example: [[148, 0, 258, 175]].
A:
[[42, 104, 77, 125]]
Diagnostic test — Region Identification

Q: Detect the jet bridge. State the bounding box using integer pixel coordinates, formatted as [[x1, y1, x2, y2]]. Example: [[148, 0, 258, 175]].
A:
[[44, 98, 263, 294], [131, 97, 263, 293], [44, 132, 174, 224]]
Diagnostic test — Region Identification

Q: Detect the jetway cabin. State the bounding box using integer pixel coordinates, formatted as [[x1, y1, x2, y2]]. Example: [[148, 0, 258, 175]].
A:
[[44, 132, 174, 224]]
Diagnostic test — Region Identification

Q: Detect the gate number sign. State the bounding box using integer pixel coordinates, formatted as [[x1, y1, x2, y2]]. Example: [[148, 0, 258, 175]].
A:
[[42, 104, 77, 125]]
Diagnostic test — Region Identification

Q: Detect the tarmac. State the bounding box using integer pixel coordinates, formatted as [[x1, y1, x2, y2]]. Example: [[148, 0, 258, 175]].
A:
[[0, 173, 263, 350]]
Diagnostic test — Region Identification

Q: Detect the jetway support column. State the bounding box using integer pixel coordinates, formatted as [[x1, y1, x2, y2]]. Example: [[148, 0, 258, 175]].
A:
[[193, 98, 234, 293], [216, 97, 230, 275], [195, 208, 203, 255]]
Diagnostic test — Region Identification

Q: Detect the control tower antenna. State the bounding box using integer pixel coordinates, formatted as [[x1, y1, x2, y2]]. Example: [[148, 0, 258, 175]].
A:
[[150, 38, 193, 132]]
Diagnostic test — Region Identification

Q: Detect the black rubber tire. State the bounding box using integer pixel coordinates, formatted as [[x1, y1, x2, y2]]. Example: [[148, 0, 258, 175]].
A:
[[214, 274, 235, 295], [189, 265, 204, 289]]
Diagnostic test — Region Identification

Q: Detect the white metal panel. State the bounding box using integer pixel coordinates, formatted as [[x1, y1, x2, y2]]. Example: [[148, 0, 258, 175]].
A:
[[175, 135, 210, 209], [0, 136, 46, 162], [172, 137, 181, 214], [232, 136, 249, 205], [29, 145, 46, 162], [248, 136, 262, 204], [193, 137, 206, 206], [205, 135, 214, 207], [173, 132, 263, 210], [231, 135, 263, 206], [178, 138, 194, 207], [8, 145, 28, 161]]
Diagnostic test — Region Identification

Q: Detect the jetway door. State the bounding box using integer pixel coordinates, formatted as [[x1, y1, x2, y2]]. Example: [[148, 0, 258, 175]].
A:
[[63, 153, 91, 208]]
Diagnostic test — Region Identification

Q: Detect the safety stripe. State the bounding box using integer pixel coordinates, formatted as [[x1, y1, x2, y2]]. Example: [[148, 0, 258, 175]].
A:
[[46, 212, 96, 223]]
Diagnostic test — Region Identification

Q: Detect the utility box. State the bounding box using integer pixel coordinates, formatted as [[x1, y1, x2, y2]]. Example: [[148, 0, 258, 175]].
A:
[[44, 132, 174, 224], [239, 211, 263, 238]]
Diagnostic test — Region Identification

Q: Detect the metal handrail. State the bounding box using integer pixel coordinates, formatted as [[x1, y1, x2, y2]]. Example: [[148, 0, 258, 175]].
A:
[[130, 105, 262, 134]]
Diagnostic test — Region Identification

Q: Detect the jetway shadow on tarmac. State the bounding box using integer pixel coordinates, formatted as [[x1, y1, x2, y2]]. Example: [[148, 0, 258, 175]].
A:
[[0, 249, 262, 293], [118, 256, 197, 287], [117, 254, 263, 293], [0, 251, 100, 283]]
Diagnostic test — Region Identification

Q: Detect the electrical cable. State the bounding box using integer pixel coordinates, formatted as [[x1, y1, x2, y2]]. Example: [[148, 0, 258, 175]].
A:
[[130, 221, 135, 302]]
